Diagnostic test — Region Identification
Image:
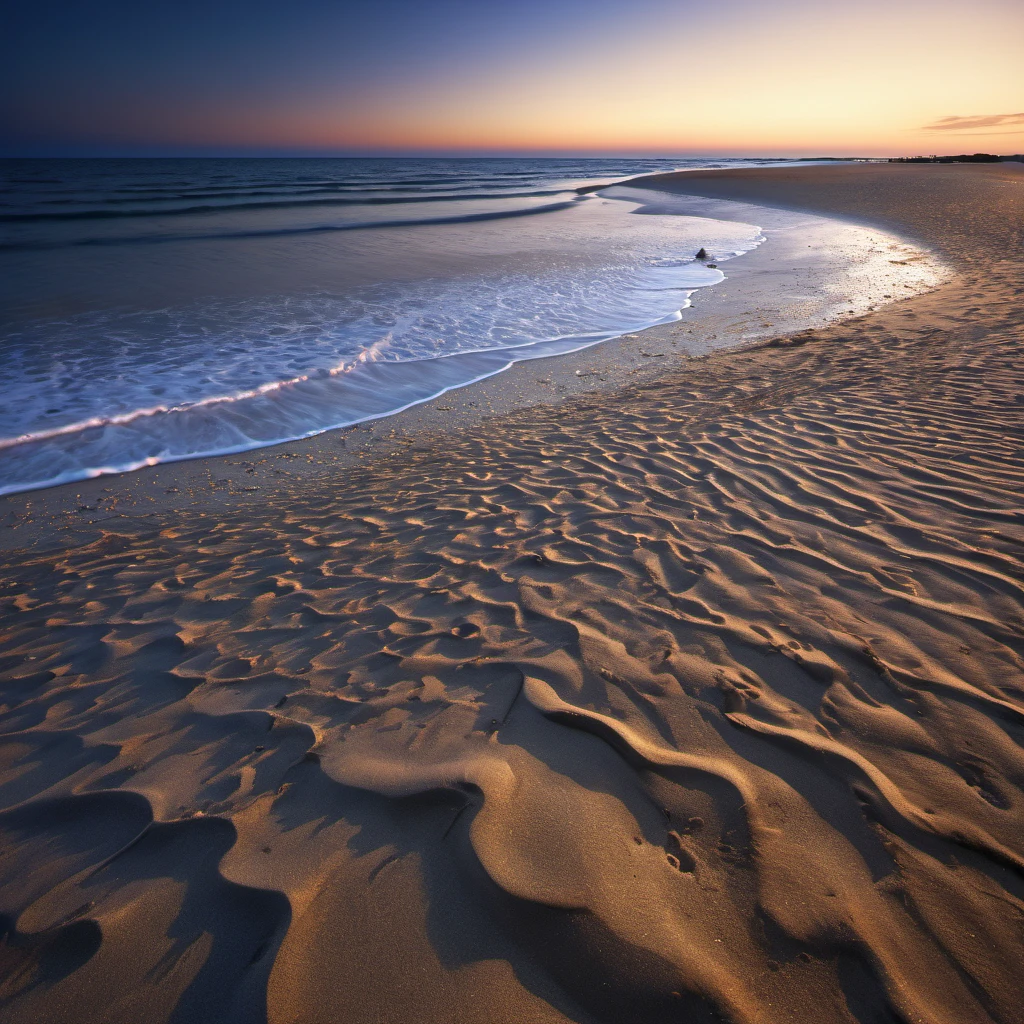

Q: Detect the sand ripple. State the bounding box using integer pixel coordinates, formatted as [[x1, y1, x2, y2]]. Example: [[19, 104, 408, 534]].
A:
[[1, 164, 1023, 1023]]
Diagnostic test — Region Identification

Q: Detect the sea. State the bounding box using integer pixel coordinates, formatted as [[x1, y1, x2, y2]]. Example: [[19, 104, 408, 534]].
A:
[[0, 157, 793, 495]]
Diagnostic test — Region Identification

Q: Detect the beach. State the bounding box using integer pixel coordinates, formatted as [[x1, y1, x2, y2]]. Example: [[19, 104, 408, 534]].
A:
[[1, 161, 1022, 1023]]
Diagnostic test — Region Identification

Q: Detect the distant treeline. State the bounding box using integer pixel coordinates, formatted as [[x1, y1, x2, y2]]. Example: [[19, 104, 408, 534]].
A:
[[890, 154, 1022, 164]]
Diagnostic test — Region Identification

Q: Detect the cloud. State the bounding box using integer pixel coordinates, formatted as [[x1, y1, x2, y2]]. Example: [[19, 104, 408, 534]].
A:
[[921, 113, 1024, 133]]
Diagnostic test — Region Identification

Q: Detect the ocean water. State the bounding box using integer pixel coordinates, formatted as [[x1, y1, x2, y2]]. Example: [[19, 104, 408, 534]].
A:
[[0, 157, 785, 495]]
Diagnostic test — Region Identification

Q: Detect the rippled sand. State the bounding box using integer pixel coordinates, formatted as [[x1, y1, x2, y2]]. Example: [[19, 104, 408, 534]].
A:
[[1, 163, 1022, 1024]]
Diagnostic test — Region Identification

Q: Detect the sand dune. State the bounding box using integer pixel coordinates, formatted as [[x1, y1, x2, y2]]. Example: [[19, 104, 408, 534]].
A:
[[1, 163, 1023, 1023]]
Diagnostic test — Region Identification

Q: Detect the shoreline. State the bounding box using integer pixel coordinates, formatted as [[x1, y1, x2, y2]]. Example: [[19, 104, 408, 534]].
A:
[[1, 161, 1022, 1024], [0, 181, 947, 549]]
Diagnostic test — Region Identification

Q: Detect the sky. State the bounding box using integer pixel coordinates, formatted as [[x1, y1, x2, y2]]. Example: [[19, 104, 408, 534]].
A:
[[1, 0, 1022, 157]]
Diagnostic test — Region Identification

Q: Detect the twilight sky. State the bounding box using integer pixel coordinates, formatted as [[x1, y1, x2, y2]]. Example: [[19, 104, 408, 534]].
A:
[[2, 0, 1022, 157]]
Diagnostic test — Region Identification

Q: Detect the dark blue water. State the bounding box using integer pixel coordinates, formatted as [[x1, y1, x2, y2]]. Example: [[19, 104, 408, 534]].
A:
[[0, 157, 778, 494]]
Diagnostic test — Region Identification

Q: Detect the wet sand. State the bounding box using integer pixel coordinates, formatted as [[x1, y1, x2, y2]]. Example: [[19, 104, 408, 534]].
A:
[[1, 162, 1022, 1024]]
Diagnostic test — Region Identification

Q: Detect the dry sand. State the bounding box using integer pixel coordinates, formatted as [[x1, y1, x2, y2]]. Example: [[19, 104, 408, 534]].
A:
[[0, 162, 1022, 1024]]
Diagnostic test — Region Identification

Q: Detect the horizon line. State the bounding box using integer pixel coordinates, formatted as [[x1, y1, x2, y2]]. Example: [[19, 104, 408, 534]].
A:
[[0, 151, 890, 161]]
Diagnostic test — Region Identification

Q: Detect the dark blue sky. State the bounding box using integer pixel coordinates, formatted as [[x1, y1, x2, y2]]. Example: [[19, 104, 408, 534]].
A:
[[2, 0, 634, 154]]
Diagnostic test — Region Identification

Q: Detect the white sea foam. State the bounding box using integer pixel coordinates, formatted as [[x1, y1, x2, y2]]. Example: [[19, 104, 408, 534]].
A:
[[0, 158, 946, 496], [0, 188, 765, 494]]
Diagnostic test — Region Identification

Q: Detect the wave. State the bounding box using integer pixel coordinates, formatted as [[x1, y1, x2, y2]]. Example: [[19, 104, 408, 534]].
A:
[[0, 160, 780, 496], [0, 188, 570, 224], [0, 316, 691, 496], [0, 199, 582, 251], [87, 178, 554, 200], [0, 334, 401, 451]]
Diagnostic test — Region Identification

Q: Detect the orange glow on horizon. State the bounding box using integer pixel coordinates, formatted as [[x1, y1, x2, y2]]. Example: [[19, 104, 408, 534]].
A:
[[13, 0, 1021, 157], [167, 1, 1024, 157]]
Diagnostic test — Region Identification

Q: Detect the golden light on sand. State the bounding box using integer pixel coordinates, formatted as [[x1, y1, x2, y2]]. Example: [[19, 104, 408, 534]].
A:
[[4, 161, 1024, 1022]]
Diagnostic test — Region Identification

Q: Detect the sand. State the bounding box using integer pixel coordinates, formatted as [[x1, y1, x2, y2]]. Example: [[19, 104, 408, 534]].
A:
[[0, 162, 1022, 1024]]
